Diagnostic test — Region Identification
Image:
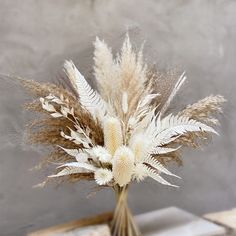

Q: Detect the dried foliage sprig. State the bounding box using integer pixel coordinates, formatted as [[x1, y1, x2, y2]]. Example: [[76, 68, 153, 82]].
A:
[[14, 34, 225, 236], [17, 35, 225, 189]]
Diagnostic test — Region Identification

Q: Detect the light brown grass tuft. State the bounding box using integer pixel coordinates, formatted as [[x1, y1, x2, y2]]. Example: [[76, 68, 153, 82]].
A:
[[179, 95, 226, 125]]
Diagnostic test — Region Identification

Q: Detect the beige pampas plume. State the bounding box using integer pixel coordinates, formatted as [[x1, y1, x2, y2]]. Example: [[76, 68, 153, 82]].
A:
[[103, 116, 123, 156], [117, 35, 149, 119], [179, 95, 226, 125], [113, 146, 135, 186], [93, 37, 118, 100]]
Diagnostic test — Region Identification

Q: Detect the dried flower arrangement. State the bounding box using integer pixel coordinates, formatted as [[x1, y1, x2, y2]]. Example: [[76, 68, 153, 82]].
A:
[[17, 35, 225, 236]]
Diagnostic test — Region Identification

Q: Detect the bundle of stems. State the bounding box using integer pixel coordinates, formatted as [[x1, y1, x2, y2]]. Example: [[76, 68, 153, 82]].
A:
[[11, 34, 225, 236], [111, 185, 140, 236]]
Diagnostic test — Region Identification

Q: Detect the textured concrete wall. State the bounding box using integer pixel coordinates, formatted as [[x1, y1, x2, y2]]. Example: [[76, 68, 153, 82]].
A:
[[0, 0, 235, 235]]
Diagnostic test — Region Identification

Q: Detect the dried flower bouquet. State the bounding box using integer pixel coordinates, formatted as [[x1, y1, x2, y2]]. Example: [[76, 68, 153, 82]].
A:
[[17, 35, 225, 236]]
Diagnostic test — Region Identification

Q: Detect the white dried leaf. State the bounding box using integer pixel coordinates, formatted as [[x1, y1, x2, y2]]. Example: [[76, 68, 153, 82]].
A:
[[86, 146, 112, 163], [144, 156, 180, 179], [58, 146, 79, 157], [51, 112, 63, 118], [58, 162, 97, 172], [144, 166, 179, 188], [122, 91, 128, 114], [64, 60, 108, 119]]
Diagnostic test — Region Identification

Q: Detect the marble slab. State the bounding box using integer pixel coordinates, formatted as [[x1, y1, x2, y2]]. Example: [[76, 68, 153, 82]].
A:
[[136, 207, 226, 236], [57, 224, 110, 236], [205, 208, 236, 231]]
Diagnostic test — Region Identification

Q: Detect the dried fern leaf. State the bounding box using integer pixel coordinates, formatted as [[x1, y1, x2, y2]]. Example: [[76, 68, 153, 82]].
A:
[[64, 60, 108, 119]]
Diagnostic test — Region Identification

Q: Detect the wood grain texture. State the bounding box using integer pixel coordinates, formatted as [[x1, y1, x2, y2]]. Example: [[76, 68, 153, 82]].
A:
[[28, 212, 113, 236]]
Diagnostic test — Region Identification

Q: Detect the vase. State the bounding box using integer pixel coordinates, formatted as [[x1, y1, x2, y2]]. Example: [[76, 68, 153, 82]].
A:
[[111, 185, 141, 236]]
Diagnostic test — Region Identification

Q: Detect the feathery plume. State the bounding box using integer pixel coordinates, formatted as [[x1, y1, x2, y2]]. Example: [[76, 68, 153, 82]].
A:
[[179, 95, 226, 125]]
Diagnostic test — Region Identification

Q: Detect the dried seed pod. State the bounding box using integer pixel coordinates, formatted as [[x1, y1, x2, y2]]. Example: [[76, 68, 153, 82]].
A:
[[103, 117, 123, 156], [113, 146, 135, 186]]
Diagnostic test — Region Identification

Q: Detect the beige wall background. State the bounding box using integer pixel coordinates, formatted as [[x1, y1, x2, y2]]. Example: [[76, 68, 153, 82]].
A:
[[0, 0, 235, 235]]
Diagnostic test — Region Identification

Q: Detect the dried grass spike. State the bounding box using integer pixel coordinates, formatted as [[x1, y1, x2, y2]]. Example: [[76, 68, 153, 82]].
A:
[[112, 146, 135, 186], [103, 116, 123, 156]]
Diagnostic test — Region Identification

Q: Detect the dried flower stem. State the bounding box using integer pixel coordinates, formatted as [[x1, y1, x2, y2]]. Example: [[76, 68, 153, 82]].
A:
[[111, 185, 140, 236]]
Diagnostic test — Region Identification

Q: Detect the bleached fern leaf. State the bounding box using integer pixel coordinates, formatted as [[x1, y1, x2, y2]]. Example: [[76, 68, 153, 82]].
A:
[[58, 146, 79, 157], [160, 72, 186, 115], [144, 156, 180, 178], [150, 146, 181, 155], [49, 166, 84, 178], [58, 162, 97, 172], [64, 60, 108, 119], [144, 166, 179, 187], [128, 94, 159, 131], [147, 114, 217, 149]]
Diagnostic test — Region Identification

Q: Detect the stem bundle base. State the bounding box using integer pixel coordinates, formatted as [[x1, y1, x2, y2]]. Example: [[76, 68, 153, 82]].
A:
[[111, 186, 141, 236]]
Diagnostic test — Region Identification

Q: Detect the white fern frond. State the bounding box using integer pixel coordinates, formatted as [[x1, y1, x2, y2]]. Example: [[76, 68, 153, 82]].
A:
[[64, 60, 108, 119], [128, 93, 158, 131], [58, 146, 79, 157], [129, 107, 156, 133], [144, 166, 179, 187], [58, 162, 97, 172], [144, 156, 180, 178], [150, 146, 181, 155], [48, 166, 87, 178], [146, 114, 217, 149], [160, 72, 186, 115]]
